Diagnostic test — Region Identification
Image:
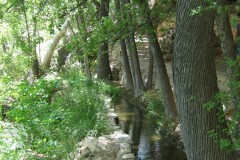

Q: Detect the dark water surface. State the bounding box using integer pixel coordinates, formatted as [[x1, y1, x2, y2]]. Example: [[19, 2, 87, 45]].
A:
[[114, 99, 187, 160]]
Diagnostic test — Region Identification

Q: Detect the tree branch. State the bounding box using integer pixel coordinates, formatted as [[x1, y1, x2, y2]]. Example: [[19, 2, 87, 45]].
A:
[[59, 0, 88, 18]]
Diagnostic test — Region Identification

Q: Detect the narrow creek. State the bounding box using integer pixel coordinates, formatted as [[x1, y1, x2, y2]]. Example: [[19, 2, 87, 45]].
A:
[[114, 99, 187, 160]]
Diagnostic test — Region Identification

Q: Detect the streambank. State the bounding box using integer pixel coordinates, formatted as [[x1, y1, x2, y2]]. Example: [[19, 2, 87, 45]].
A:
[[70, 97, 135, 160], [114, 98, 187, 160]]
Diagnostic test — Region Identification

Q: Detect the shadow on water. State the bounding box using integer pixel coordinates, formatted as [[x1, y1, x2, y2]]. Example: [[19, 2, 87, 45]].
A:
[[114, 99, 187, 160]]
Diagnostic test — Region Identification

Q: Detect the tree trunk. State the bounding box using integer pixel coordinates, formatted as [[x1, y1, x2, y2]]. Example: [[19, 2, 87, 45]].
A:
[[124, 0, 145, 96], [57, 45, 69, 70], [215, 0, 239, 109], [126, 36, 145, 96], [95, 0, 112, 80], [31, 21, 41, 78], [42, 19, 70, 69], [115, 0, 133, 88], [145, 47, 153, 90], [77, 5, 92, 81], [173, 1, 238, 160], [31, 58, 40, 78], [138, 0, 177, 120], [120, 39, 134, 88]]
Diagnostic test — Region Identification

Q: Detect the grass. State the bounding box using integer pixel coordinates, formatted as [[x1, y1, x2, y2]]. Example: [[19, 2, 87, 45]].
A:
[[0, 68, 121, 159]]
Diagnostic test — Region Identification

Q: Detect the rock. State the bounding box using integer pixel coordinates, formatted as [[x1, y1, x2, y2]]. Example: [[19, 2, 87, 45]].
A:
[[83, 137, 102, 153], [118, 148, 131, 156], [73, 153, 81, 160], [80, 146, 91, 158], [97, 136, 110, 150], [122, 153, 135, 159], [111, 130, 132, 144], [119, 143, 131, 151], [116, 134, 132, 144], [106, 112, 118, 119], [117, 142, 132, 160]]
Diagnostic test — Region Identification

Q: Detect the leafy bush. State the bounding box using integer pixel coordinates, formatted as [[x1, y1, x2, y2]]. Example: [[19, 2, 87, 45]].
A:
[[4, 69, 114, 159], [143, 90, 164, 123]]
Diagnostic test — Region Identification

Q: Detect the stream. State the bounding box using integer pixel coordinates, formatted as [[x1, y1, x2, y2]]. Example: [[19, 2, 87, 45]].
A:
[[114, 99, 187, 160]]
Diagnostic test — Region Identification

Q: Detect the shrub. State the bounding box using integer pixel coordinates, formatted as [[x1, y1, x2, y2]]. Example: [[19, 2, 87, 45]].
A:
[[5, 69, 112, 158]]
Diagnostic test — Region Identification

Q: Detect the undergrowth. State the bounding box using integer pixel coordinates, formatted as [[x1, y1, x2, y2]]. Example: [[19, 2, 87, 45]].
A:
[[143, 90, 176, 134], [0, 68, 121, 159]]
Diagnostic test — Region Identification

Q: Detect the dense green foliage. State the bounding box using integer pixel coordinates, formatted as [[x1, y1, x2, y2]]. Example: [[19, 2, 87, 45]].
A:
[[143, 90, 176, 133], [0, 68, 120, 159]]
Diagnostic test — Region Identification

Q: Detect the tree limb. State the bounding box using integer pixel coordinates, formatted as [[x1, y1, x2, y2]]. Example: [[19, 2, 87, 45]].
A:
[[42, 18, 70, 69]]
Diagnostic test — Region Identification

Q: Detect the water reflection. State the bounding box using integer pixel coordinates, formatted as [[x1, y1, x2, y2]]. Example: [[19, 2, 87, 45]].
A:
[[114, 99, 187, 160]]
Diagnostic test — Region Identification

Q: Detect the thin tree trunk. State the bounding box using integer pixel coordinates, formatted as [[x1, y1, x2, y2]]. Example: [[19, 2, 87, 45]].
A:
[[138, 0, 177, 120], [173, 1, 238, 159], [77, 4, 92, 80], [42, 19, 70, 69], [145, 47, 153, 90], [215, 0, 240, 109], [2, 42, 8, 52], [124, 0, 145, 96], [32, 21, 41, 78], [57, 45, 69, 70], [126, 35, 145, 96], [94, 0, 112, 80], [125, 38, 137, 89], [115, 0, 133, 88], [22, 0, 41, 78]]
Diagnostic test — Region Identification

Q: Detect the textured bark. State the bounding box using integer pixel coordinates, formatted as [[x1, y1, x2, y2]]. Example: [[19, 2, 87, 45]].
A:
[[124, 0, 145, 96], [215, 0, 239, 108], [145, 48, 153, 90], [120, 39, 134, 88], [42, 19, 70, 69], [115, 0, 133, 88], [95, 0, 112, 80], [173, 1, 238, 160], [138, 0, 177, 120], [126, 35, 145, 96]]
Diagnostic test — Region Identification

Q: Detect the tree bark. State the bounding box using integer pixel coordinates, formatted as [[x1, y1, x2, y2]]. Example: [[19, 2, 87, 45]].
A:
[[173, 1, 238, 159], [115, 0, 133, 88], [126, 35, 145, 96], [57, 45, 69, 70], [42, 19, 70, 69], [94, 0, 112, 80], [124, 0, 145, 96], [215, 0, 239, 108], [145, 47, 153, 90], [138, 0, 177, 120]]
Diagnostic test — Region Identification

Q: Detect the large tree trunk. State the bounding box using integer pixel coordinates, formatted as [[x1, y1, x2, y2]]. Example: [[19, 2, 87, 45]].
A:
[[215, 0, 239, 109], [42, 19, 70, 69], [115, 0, 133, 88], [95, 0, 112, 80], [173, 1, 238, 160], [138, 0, 177, 120], [124, 0, 145, 96]]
